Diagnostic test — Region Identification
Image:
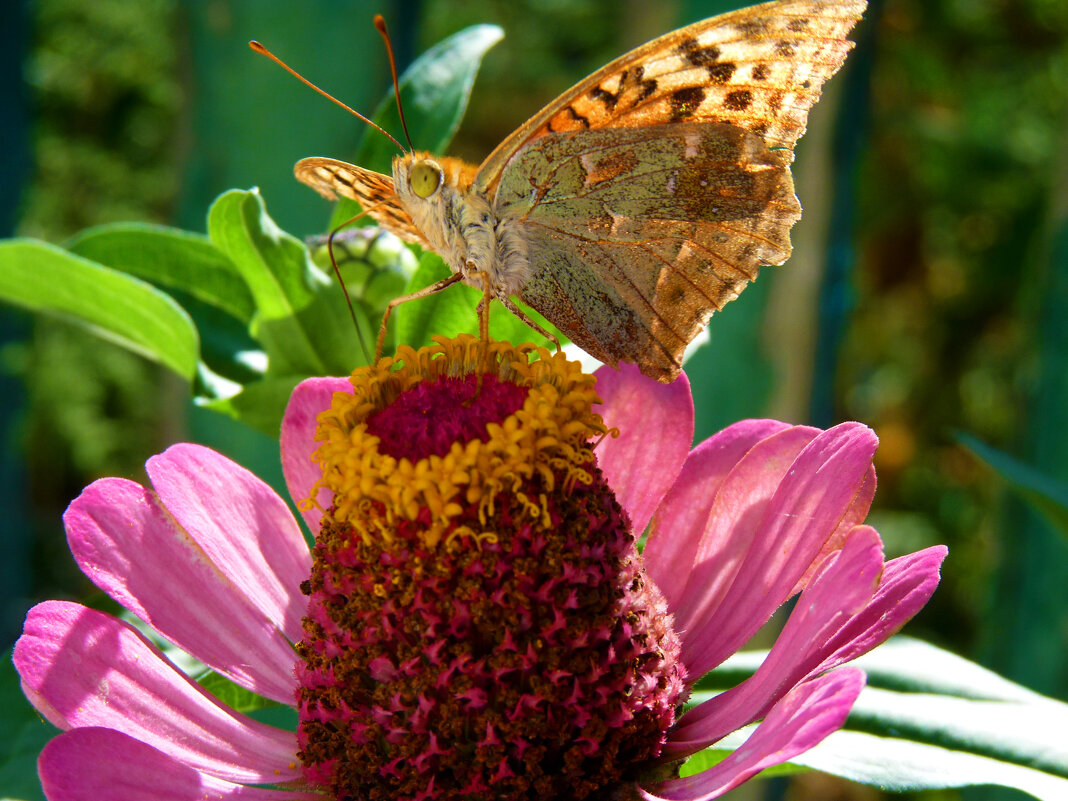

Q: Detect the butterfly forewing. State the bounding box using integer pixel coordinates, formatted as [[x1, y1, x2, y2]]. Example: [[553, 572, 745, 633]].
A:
[[295, 157, 428, 245], [479, 0, 865, 185]]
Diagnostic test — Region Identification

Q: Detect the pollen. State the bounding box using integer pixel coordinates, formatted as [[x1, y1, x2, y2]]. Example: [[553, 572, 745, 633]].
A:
[[296, 335, 686, 801]]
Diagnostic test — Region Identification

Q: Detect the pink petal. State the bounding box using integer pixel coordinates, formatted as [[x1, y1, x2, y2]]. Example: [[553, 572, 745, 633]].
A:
[[644, 668, 864, 801], [666, 425, 821, 646], [15, 602, 301, 785], [643, 419, 793, 612], [147, 443, 311, 642], [675, 423, 879, 676], [64, 479, 298, 703], [39, 728, 321, 801], [790, 463, 877, 595], [810, 542, 948, 674], [593, 363, 694, 535], [281, 377, 352, 533], [666, 527, 883, 756]]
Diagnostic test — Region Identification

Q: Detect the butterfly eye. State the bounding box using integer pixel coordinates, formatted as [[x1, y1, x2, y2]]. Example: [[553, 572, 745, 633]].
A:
[[410, 161, 443, 198]]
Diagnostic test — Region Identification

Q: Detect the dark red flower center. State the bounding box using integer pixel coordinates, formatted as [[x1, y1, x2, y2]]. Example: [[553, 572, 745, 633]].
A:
[[366, 374, 529, 461], [301, 337, 686, 801]]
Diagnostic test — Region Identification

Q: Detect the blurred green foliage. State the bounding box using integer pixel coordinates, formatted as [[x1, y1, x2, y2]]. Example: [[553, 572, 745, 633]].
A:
[[20, 0, 180, 237], [842, 0, 1068, 686], [8, 0, 184, 619]]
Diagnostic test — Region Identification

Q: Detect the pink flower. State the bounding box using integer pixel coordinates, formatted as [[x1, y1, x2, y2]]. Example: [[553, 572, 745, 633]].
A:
[[15, 340, 946, 801]]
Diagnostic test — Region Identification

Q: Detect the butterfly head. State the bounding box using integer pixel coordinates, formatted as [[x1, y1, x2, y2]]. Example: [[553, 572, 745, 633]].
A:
[[392, 154, 448, 243], [407, 158, 444, 199], [391, 153, 486, 267], [392, 153, 452, 205]]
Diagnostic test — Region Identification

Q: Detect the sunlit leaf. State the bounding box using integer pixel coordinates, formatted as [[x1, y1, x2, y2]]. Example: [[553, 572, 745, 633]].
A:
[[684, 638, 1068, 800], [198, 373, 310, 438], [67, 223, 265, 383], [207, 189, 364, 378], [0, 239, 198, 380], [67, 223, 254, 324]]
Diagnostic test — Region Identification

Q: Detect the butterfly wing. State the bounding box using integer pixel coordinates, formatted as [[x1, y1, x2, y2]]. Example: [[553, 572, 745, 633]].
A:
[[294, 157, 429, 246], [494, 122, 799, 379], [479, 0, 866, 381], [480, 0, 867, 178]]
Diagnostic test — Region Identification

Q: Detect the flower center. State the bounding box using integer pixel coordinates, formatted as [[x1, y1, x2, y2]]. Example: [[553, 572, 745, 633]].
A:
[[366, 374, 529, 462], [297, 336, 685, 801]]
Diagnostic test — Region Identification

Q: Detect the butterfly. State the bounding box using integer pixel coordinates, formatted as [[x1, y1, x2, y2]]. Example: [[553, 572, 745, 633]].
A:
[[294, 0, 867, 383]]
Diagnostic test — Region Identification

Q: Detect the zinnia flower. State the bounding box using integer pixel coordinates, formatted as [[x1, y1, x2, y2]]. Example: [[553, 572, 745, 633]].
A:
[[15, 335, 946, 801]]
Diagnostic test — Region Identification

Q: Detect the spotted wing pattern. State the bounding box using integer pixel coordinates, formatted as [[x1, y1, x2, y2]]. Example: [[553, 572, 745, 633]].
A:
[[479, 0, 867, 183], [498, 123, 800, 380], [295, 157, 428, 246]]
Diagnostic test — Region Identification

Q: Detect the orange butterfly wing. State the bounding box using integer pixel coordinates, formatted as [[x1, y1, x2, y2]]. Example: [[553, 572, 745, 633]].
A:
[[478, 0, 866, 380], [295, 157, 429, 246], [480, 0, 867, 176]]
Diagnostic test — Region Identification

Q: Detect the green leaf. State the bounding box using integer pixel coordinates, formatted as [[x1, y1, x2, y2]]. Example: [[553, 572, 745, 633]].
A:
[[197, 670, 279, 714], [392, 252, 472, 349], [394, 252, 563, 352], [198, 374, 309, 438], [958, 432, 1068, 539], [207, 189, 365, 378], [685, 638, 1068, 800], [701, 636, 1047, 701], [66, 223, 265, 384], [196, 670, 298, 730], [0, 239, 198, 380], [329, 23, 503, 228], [0, 649, 52, 801], [66, 222, 254, 324], [789, 729, 1068, 800]]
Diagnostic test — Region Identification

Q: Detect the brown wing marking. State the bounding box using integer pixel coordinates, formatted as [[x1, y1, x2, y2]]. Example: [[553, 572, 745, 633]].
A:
[[477, 0, 866, 191], [519, 213, 798, 381], [294, 157, 427, 246], [498, 123, 799, 381]]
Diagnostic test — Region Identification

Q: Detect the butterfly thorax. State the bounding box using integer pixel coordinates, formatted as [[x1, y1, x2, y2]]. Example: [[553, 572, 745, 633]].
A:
[[393, 152, 532, 297]]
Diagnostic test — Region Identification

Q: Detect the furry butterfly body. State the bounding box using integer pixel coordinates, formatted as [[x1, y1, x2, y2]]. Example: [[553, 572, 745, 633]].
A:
[[297, 0, 867, 382]]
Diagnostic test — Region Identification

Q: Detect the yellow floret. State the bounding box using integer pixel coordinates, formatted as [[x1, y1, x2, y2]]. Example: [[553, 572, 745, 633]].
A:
[[309, 335, 608, 551]]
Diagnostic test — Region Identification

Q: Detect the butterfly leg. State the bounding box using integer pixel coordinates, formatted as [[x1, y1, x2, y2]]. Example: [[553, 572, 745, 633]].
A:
[[474, 272, 492, 346], [376, 272, 464, 360], [498, 296, 561, 352], [324, 215, 375, 364], [474, 272, 494, 382]]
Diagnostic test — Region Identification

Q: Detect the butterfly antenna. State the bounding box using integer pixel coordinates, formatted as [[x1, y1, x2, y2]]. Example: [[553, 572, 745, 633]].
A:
[[373, 15, 415, 153], [249, 40, 406, 154], [326, 227, 370, 365], [323, 203, 395, 366]]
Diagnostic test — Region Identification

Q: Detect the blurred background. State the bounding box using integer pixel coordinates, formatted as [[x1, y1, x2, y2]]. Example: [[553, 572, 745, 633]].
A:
[[2, 0, 1066, 799]]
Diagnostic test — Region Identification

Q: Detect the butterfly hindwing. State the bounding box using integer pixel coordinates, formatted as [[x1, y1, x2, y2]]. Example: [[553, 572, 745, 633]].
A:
[[496, 123, 800, 379]]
